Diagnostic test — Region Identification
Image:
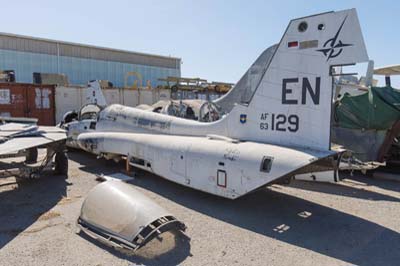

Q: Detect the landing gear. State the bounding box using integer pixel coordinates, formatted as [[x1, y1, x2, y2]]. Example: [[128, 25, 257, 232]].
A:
[[25, 148, 38, 164], [277, 176, 292, 185], [0, 142, 68, 179], [54, 151, 68, 176]]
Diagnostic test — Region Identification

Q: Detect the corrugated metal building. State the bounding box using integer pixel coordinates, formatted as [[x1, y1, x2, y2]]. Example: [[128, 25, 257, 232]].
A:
[[0, 32, 181, 87]]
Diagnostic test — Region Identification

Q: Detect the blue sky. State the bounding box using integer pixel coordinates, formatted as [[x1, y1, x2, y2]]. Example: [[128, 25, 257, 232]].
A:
[[1, 0, 399, 86]]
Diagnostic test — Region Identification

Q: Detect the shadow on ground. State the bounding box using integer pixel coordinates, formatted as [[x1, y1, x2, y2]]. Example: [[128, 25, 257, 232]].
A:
[[290, 175, 400, 202], [68, 149, 123, 175], [71, 151, 400, 266], [79, 230, 191, 266], [358, 171, 400, 194], [131, 175, 400, 266], [0, 174, 68, 249]]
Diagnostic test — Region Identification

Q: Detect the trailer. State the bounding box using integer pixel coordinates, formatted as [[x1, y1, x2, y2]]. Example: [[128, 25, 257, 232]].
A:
[[0, 118, 68, 179]]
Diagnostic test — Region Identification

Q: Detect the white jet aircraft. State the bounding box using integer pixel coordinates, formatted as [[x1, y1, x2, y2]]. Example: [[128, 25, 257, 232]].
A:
[[78, 9, 369, 199]]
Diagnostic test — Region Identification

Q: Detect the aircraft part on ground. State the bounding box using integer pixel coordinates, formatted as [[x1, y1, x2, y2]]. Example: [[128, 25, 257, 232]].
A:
[[0, 123, 66, 156], [77, 180, 186, 251], [0, 121, 68, 178]]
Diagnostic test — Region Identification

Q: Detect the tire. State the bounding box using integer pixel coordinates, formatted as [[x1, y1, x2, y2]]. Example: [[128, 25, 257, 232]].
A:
[[171, 85, 178, 93], [25, 148, 38, 164], [54, 151, 68, 177]]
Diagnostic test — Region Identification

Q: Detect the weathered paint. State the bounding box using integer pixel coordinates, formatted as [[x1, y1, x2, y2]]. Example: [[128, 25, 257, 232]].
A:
[[78, 9, 369, 199], [78, 132, 334, 199], [55, 85, 171, 123], [0, 83, 55, 125]]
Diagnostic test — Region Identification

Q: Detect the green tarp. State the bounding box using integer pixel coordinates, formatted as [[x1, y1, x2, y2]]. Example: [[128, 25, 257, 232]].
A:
[[335, 86, 400, 130]]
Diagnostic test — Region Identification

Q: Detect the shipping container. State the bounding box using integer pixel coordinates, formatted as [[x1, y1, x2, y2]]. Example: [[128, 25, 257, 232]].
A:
[[0, 82, 55, 125]]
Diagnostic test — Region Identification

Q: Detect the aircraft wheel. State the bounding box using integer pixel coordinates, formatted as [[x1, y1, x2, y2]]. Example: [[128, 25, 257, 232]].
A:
[[171, 85, 178, 92], [25, 148, 38, 164], [54, 151, 68, 177]]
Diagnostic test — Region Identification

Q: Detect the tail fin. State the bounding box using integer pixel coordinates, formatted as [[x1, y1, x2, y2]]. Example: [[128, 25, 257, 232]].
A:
[[227, 9, 368, 151], [215, 44, 278, 112], [85, 80, 107, 107]]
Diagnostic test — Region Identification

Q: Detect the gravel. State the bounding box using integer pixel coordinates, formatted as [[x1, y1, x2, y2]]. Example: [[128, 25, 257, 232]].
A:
[[1, 150, 400, 266]]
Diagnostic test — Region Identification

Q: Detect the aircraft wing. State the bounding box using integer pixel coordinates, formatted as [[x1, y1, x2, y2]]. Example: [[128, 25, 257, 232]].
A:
[[0, 123, 66, 156], [374, 65, 400, 76]]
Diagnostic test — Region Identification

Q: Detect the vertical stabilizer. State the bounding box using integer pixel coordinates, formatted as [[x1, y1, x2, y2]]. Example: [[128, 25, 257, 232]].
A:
[[227, 9, 369, 151], [86, 80, 107, 107]]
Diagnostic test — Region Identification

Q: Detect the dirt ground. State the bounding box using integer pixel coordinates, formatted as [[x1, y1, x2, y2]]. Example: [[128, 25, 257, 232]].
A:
[[1, 150, 400, 266]]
